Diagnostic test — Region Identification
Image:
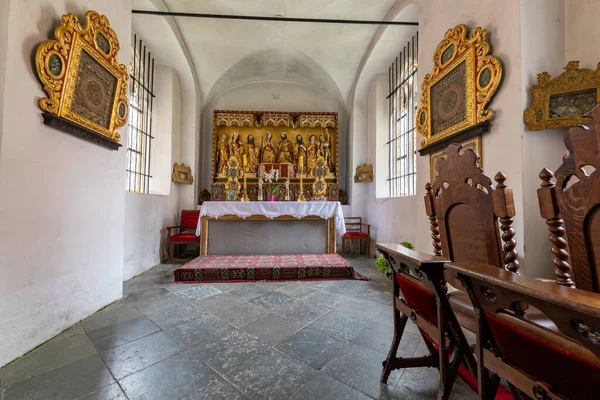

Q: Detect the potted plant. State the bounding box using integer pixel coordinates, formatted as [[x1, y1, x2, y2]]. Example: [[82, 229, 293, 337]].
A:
[[267, 184, 281, 202], [377, 241, 414, 279], [263, 169, 280, 201]]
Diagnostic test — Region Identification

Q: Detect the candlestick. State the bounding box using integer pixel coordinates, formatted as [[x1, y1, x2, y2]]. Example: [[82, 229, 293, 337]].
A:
[[243, 154, 247, 167], [241, 170, 249, 202], [297, 166, 306, 202]]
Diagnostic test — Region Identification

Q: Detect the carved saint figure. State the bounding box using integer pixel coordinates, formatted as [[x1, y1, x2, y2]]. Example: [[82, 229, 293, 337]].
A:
[[277, 132, 293, 164], [216, 133, 229, 175], [229, 132, 243, 162], [320, 129, 333, 172], [245, 134, 259, 173], [294, 134, 307, 172], [306, 134, 318, 175], [261, 132, 276, 164]]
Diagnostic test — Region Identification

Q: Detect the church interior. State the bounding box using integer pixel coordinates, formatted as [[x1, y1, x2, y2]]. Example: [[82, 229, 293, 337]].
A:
[[2, 0, 600, 399]]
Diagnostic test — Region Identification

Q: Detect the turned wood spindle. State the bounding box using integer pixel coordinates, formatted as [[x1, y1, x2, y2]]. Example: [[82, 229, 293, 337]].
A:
[[494, 172, 520, 273], [425, 182, 443, 257], [538, 168, 574, 287]]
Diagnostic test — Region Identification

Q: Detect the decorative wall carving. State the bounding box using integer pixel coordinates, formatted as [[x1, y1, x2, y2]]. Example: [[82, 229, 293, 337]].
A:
[[417, 24, 502, 150], [215, 113, 258, 127], [172, 163, 193, 184], [524, 61, 600, 130], [260, 113, 295, 128], [354, 163, 374, 183], [35, 11, 128, 148]]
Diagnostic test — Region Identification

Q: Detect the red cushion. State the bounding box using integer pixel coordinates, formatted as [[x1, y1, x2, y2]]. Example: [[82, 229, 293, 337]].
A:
[[169, 233, 199, 243], [343, 232, 368, 237], [487, 314, 600, 399], [180, 210, 200, 229], [395, 274, 438, 324]]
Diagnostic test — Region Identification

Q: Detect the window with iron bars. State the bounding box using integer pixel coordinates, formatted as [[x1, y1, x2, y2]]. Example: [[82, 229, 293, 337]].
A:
[[126, 33, 155, 193], [387, 33, 418, 197]]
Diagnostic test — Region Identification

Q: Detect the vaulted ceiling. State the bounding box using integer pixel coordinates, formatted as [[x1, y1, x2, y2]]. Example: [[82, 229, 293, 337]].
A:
[[132, 0, 419, 108]]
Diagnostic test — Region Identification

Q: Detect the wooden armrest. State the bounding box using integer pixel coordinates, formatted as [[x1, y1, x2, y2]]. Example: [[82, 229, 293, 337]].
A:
[[445, 261, 600, 315], [360, 223, 371, 227], [375, 242, 449, 267], [166, 226, 181, 232]]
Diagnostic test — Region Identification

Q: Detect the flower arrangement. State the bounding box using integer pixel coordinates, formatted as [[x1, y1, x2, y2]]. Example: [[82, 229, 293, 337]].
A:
[[263, 169, 280, 201], [377, 241, 414, 279]]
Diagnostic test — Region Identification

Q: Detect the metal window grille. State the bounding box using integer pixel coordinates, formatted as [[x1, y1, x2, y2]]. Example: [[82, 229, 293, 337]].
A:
[[387, 33, 418, 197], [126, 33, 155, 193]]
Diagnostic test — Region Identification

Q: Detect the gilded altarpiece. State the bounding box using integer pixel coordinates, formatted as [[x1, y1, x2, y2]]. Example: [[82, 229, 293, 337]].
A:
[[211, 111, 339, 201]]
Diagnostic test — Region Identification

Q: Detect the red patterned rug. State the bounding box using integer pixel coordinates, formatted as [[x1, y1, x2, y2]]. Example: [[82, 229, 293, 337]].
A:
[[173, 253, 370, 283]]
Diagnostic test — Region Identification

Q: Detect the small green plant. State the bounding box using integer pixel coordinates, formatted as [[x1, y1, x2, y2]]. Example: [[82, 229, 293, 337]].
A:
[[377, 242, 414, 279], [268, 184, 281, 195]]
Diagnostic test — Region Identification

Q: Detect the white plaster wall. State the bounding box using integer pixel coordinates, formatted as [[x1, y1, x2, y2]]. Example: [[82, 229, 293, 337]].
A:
[[0, 0, 8, 159], [565, 0, 600, 66], [201, 81, 348, 194], [123, 65, 181, 280], [0, 0, 131, 367]]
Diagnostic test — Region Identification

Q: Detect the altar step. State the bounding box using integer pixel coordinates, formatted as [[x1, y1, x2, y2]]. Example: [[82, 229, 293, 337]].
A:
[[173, 253, 369, 283]]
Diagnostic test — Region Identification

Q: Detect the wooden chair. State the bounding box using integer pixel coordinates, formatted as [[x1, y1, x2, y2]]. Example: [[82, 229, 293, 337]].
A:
[[167, 210, 200, 260], [342, 217, 371, 258], [538, 102, 600, 292], [425, 143, 520, 333], [447, 261, 600, 400]]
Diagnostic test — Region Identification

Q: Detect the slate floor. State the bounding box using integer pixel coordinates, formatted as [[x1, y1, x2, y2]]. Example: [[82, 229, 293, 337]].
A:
[[0, 254, 477, 400]]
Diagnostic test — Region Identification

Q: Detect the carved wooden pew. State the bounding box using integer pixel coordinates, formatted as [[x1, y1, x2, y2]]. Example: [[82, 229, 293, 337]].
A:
[[538, 102, 600, 292], [447, 261, 600, 399]]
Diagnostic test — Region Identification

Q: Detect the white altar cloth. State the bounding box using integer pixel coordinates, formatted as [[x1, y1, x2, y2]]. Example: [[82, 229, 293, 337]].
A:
[[196, 201, 346, 236]]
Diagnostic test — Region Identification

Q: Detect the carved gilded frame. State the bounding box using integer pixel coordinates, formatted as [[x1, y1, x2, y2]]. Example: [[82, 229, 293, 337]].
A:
[[35, 11, 128, 143], [429, 136, 482, 183], [354, 163, 374, 183], [417, 24, 502, 149], [172, 163, 193, 185], [524, 61, 600, 130]]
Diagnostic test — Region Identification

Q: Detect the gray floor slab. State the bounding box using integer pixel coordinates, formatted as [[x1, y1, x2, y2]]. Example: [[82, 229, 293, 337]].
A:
[[81, 301, 143, 332], [276, 326, 348, 369], [275, 282, 319, 299], [308, 310, 371, 341], [227, 283, 273, 301], [4, 355, 115, 400], [134, 295, 209, 328], [247, 291, 298, 312], [167, 283, 222, 301], [301, 288, 346, 309], [276, 299, 330, 325], [224, 348, 317, 400], [192, 292, 269, 328], [240, 313, 303, 346], [161, 314, 233, 348], [288, 374, 371, 400], [87, 315, 162, 351], [100, 331, 182, 379], [75, 382, 128, 400], [182, 376, 249, 399], [119, 350, 216, 400]]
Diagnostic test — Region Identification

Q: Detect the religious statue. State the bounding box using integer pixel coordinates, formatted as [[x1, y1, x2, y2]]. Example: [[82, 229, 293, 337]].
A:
[[245, 134, 259, 173], [216, 133, 229, 175], [306, 134, 318, 175], [320, 129, 333, 173], [260, 132, 277, 164], [294, 134, 307, 172], [277, 132, 293, 164], [229, 132, 243, 162]]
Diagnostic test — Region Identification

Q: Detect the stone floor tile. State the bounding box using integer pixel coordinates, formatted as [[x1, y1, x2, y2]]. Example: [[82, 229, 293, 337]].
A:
[[100, 331, 181, 379], [182, 376, 249, 400], [167, 283, 222, 301], [354, 285, 394, 305], [134, 296, 209, 328], [247, 291, 298, 312], [86, 315, 161, 352], [240, 313, 303, 346], [207, 282, 248, 292], [275, 282, 319, 299], [302, 289, 345, 309], [227, 283, 272, 301], [392, 364, 478, 400], [123, 276, 158, 297], [0, 333, 96, 386], [277, 299, 330, 325], [351, 320, 397, 355], [276, 327, 348, 369], [4, 355, 114, 400], [374, 305, 396, 327], [75, 382, 128, 400], [192, 292, 268, 328], [119, 350, 216, 400], [321, 342, 403, 399], [191, 327, 267, 374], [303, 280, 336, 289], [288, 374, 371, 400], [124, 287, 170, 304], [255, 280, 290, 290], [308, 311, 370, 341], [161, 314, 232, 348], [54, 323, 86, 341], [335, 295, 389, 320], [323, 280, 365, 297], [81, 301, 143, 332], [225, 348, 316, 400]]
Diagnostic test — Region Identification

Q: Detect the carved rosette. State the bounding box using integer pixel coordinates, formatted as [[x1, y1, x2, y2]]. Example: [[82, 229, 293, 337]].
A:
[[35, 11, 128, 142], [215, 113, 258, 127], [417, 24, 502, 148], [297, 114, 337, 129], [260, 113, 295, 129], [524, 61, 600, 130]]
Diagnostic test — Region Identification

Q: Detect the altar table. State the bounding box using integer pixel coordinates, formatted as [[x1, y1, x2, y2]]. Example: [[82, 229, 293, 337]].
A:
[[196, 201, 346, 255]]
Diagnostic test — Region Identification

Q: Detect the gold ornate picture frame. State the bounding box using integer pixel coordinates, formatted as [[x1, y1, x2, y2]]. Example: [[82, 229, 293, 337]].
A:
[[524, 61, 600, 130], [172, 163, 193, 185], [429, 136, 482, 183], [354, 163, 373, 183], [417, 24, 502, 150], [35, 11, 128, 149]]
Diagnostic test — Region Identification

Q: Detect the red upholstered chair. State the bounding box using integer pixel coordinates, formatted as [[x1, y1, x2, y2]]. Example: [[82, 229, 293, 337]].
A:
[[447, 261, 600, 400], [167, 210, 200, 260], [342, 217, 371, 258]]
